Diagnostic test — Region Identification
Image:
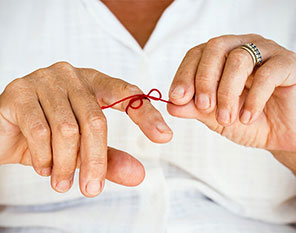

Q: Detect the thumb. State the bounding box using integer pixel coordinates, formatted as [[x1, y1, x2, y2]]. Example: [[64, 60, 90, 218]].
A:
[[167, 89, 248, 134], [105, 147, 145, 187], [20, 146, 146, 187], [167, 101, 222, 133]]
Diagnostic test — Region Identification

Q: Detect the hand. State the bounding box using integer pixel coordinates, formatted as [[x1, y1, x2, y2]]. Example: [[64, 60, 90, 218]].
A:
[[168, 34, 296, 173], [0, 62, 173, 197]]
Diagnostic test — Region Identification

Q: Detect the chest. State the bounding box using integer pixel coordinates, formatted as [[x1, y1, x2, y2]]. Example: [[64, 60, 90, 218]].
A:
[[100, 0, 174, 48]]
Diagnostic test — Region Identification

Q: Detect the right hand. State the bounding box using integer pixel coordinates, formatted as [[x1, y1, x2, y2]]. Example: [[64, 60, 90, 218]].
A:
[[0, 62, 173, 197]]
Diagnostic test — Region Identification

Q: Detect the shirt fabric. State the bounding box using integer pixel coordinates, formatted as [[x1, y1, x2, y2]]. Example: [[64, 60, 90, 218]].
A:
[[0, 0, 296, 232]]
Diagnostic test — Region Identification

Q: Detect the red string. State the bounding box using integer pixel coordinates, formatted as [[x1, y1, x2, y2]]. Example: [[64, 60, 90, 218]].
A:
[[101, 88, 172, 114]]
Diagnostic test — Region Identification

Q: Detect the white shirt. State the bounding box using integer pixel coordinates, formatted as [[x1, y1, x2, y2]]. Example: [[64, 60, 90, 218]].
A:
[[0, 0, 296, 232]]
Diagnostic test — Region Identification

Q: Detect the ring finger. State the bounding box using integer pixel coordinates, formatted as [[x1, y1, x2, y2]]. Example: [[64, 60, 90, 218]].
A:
[[216, 40, 277, 126]]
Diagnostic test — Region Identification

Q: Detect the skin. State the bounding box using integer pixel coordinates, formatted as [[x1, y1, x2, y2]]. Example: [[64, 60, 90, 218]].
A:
[[168, 34, 296, 175], [1, 1, 296, 199], [104, 1, 296, 175], [0, 62, 173, 197], [101, 0, 174, 48], [0, 1, 174, 198]]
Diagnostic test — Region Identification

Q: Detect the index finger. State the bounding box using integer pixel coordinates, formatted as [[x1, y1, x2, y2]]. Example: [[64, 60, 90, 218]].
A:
[[88, 71, 173, 144], [169, 44, 205, 105]]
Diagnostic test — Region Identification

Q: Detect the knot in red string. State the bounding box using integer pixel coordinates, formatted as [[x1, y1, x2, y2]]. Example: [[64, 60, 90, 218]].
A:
[[101, 88, 171, 114]]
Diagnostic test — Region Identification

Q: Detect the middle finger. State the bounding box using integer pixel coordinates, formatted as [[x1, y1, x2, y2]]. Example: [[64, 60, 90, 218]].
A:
[[194, 34, 262, 113], [68, 88, 107, 197], [216, 40, 276, 126]]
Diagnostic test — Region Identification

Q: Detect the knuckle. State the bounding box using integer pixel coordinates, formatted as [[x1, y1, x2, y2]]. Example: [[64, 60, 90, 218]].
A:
[[49, 62, 79, 81], [123, 83, 142, 95], [178, 69, 195, 81], [32, 67, 49, 78], [33, 156, 51, 168], [86, 115, 107, 131], [4, 81, 17, 95], [207, 36, 226, 49], [265, 38, 277, 47], [255, 70, 276, 89], [30, 122, 50, 139], [54, 168, 75, 178], [6, 78, 21, 88], [53, 158, 76, 173], [5, 78, 28, 94], [249, 33, 263, 40], [228, 49, 250, 66], [186, 46, 202, 57], [196, 74, 213, 83], [29, 68, 54, 85], [57, 122, 79, 137], [246, 97, 264, 112], [196, 78, 215, 93], [255, 68, 272, 80], [51, 61, 73, 70], [85, 157, 106, 167], [218, 89, 235, 102]]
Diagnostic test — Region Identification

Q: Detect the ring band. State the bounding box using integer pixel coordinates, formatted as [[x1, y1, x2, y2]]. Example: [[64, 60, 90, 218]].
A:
[[240, 43, 262, 66]]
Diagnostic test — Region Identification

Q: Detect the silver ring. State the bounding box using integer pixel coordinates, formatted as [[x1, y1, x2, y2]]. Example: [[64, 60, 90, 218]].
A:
[[240, 43, 262, 66]]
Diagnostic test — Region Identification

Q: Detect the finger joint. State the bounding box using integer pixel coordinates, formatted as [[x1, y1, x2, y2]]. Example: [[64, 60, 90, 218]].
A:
[[57, 122, 79, 137], [30, 122, 50, 140]]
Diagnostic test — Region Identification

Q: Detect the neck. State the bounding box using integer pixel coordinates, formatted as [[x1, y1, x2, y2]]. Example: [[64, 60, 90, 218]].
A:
[[101, 0, 174, 48]]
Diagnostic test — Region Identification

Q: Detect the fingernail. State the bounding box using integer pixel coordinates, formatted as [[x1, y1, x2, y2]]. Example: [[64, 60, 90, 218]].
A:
[[56, 180, 71, 192], [86, 180, 101, 196], [156, 123, 172, 134], [170, 86, 185, 99], [196, 94, 210, 110], [217, 109, 230, 124], [40, 168, 51, 176], [240, 109, 252, 124]]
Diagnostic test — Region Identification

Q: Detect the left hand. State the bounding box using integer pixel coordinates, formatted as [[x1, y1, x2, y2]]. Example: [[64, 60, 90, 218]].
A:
[[168, 34, 296, 173]]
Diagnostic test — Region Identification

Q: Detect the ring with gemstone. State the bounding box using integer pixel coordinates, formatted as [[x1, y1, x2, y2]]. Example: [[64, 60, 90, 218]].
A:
[[240, 43, 262, 66]]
